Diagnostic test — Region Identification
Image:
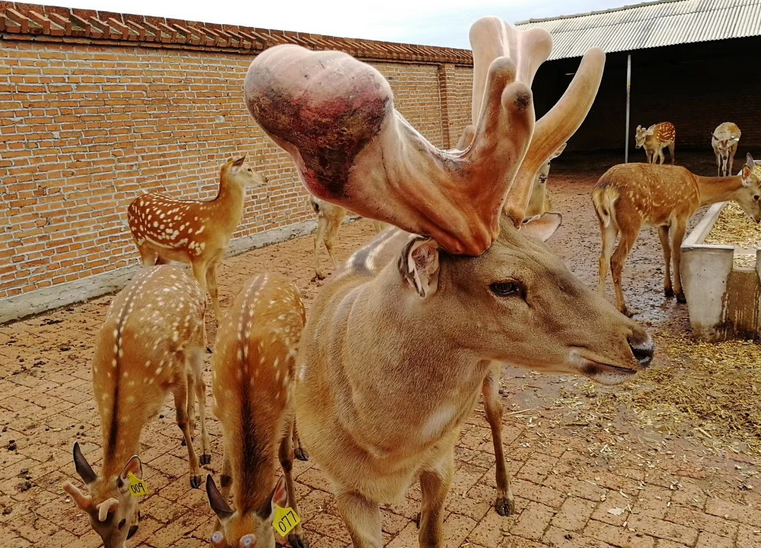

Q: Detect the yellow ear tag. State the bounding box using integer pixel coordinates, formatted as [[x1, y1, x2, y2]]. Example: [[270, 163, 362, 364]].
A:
[[273, 504, 301, 536], [127, 473, 150, 498]]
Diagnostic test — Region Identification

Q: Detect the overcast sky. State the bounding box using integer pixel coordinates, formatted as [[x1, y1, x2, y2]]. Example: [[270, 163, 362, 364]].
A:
[[29, 0, 629, 48]]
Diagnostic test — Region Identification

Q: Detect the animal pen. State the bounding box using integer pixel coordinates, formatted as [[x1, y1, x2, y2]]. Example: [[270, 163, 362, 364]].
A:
[[2, 1, 761, 548]]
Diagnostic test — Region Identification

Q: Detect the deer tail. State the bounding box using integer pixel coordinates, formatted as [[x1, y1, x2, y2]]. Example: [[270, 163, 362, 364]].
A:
[[592, 187, 618, 229]]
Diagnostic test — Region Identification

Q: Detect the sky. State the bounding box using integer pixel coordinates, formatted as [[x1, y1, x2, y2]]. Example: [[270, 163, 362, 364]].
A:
[[29, 0, 631, 49]]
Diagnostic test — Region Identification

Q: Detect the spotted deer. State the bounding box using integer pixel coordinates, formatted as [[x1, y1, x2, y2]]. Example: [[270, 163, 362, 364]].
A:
[[62, 265, 210, 548], [127, 156, 266, 325], [245, 18, 655, 547], [309, 195, 387, 280], [635, 122, 676, 164], [712, 122, 741, 176], [526, 142, 567, 217], [593, 154, 761, 317], [205, 273, 307, 548]]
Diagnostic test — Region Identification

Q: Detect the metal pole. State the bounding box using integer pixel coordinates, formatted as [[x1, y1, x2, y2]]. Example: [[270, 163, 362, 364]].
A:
[[625, 54, 631, 163]]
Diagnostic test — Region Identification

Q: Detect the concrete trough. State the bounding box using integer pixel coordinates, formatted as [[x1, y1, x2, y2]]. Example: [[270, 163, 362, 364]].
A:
[[681, 202, 761, 341]]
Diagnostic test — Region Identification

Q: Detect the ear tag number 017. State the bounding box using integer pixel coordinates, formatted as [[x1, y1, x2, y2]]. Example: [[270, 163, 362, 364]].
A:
[[127, 473, 150, 498], [273, 505, 301, 536]]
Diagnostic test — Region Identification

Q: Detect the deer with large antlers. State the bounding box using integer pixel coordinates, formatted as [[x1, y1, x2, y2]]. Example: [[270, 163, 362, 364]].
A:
[[593, 154, 761, 317], [127, 156, 266, 326], [62, 265, 210, 548], [712, 122, 742, 177], [635, 122, 676, 165], [205, 273, 307, 548], [245, 16, 654, 548]]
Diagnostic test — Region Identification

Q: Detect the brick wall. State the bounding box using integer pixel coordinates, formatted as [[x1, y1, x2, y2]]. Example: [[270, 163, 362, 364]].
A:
[[0, 3, 473, 317]]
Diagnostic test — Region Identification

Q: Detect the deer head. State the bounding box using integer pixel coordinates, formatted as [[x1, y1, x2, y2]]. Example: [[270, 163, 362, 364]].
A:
[[62, 443, 141, 548], [536, 142, 567, 184], [735, 153, 761, 222], [634, 125, 648, 148], [223, 155, 268, 189], [206, 475, 288, 548]]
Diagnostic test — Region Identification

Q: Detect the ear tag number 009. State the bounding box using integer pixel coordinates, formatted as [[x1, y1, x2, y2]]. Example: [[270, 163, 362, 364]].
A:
[[273, 504, 301, 536], [127, 473, 150, 498]]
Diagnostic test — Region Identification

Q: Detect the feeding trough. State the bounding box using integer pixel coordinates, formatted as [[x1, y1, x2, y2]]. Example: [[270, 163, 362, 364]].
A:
[[681, 201, 761, 341]]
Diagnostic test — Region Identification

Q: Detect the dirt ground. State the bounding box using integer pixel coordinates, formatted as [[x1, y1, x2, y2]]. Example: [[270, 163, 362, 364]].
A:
[[1, 152, 760, 548]]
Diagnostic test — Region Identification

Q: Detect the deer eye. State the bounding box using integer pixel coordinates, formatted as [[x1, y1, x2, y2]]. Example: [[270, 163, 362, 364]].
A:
[[117, 519, 126, 530], [490, 281, 521, 297]]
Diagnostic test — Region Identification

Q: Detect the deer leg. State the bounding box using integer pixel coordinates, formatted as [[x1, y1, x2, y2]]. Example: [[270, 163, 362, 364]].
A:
[[189, 347, 211, 465], [669, 142, 675, 165], [205, 262, 223, 328], [325, 219, 342, 269], [482, 366, 514, 516], [313, 216, 329, 280], [657, 148, 665, 165], [214, 453, 233, 533], [598, 222, 617, 295], [173, 381, 202, 489], [729, 149, 735, 177], [335, 490, 383, 548], [657, 225, 673, 298], [191, 260, 213, 352], [184, 370, 197, 446], [670, 221, 688, 303], [418, 454, 455, 548], [611, 223, 641, 317], [279, 419, 307, 548], [292, 418, 308, 461]]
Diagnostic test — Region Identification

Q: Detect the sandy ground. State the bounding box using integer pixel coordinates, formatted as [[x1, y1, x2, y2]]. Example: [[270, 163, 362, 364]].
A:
[[1, 152, 760, 547]]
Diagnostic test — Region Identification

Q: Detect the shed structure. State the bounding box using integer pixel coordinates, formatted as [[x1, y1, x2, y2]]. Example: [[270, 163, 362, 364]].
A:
[[517, 0, 761, 155]]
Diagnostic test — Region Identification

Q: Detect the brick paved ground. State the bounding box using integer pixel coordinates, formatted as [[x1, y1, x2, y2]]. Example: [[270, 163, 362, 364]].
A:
[[1, 170, 760, 547]]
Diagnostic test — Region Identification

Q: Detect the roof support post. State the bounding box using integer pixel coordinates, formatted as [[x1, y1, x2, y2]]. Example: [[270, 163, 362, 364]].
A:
[[625, 53, 631, 163]]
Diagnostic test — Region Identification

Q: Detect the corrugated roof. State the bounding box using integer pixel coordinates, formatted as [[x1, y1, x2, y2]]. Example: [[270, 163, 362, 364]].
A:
[[516, 0, 761, 60]]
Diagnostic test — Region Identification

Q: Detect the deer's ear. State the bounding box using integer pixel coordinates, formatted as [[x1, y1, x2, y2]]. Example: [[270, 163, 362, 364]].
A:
[[747, 152, 755, 167], [73, 442, 97, 486], [206, 475, 234, 522], [645, 128, 655, 135], [232, 155, 247, 168], [258, 475, 288, 520], [551, 142, 567, 159], [521, 212, 562, 242], [398, 236, 440, 298], [118, 456, 142, 489]]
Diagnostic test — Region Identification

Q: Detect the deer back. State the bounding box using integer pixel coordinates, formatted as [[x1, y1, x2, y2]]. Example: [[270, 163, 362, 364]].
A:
[[212, 274, 305, 514], [94, 265, 206, 470]]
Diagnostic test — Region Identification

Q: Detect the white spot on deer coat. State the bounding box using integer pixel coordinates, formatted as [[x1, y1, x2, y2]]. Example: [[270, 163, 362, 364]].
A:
[[421, 404, 458, 441]]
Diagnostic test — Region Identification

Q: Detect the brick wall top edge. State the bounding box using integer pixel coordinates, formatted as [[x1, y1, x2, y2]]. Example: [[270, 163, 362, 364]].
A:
[[0, 1, 474, 64]]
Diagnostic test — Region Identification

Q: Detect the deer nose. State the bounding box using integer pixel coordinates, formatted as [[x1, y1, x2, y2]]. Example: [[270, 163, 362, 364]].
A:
[[627, 331, 654, 367]]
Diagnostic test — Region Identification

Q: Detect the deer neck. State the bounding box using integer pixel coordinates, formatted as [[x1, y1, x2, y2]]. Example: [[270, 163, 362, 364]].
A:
[[696, 175, 743, 206], [211, 178, 246, 229]]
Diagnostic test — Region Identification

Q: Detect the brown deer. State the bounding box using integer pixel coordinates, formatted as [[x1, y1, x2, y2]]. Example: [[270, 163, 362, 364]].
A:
[[62, 265, 210, 548], [246, 17, 655, 547], [593, 154, 761, 317], [309, 195, 387, 280], [712, 122, 741, 176], [526, 142, 567, 217], [635, 122, 676, 164], [205, 273, 307, 548], [127, 156, 266, 325]]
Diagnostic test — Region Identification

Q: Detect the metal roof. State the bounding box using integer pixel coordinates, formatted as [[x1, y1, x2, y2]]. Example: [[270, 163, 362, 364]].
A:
[[516, 0, 761, 60]]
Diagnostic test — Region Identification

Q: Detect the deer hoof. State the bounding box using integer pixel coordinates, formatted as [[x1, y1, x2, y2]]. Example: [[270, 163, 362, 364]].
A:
[[621, 307, 639, 318], [294, 446, 309, 462], [664, 287, 674, 298], [288, 532, 309, 548], [312, 273, 325, 282], [414, 512, 421, 528], [494, 496, 516, 516], [190, 474, 203, 489], [676, 292, 687, 304], [200, 454, 212, 466], [206, 346, 214, 354]]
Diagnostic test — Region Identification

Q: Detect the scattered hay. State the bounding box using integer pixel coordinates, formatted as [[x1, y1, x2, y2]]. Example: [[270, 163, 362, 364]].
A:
[[589, 331, 761, 454]]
